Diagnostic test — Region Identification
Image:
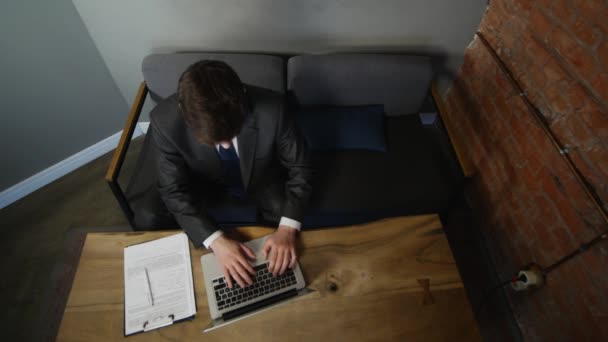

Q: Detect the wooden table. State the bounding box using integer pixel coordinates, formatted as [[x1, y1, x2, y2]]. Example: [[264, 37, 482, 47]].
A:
[[57, 215, 481, 341]]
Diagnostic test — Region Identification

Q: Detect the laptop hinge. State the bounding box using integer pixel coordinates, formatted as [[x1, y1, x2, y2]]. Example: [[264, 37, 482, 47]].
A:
[[221, 289, 298, 321]]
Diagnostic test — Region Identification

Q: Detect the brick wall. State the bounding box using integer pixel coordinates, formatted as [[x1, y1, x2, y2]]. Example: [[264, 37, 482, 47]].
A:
[[442, 0, 608, 340]]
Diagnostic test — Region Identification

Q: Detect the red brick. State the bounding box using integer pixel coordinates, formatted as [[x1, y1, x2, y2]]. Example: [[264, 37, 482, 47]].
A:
[[559, 177, 603, 227], [549, 116, 577, 147], [482, 0, 512, 32], [518, 218, 539, 245], [578, 102, 608, 139], [536, 0, 553, 11], [516, 180, 538, 211], [545, 80, 573, 117], [553, 223, 578, 251], [534, 222, 562, 262], [511, 11, 530, 38], [510, 234, 536, 266], [495, 116, 514, 141], [563, 43, 599, 81], [504, 185, 522, 213], [530, 10, 555, 42], [480, 10, 503, 37], [571, 16, 602, 47], [548, 0, 577, 24], [568, 261, 608, 320], [459, 53, 476, 77], [443, 2, 608, 336], [543, 56, 567, 86], [510, 187, 531, 211], [573, 0, 608, 33], [512, 0, 533, 15], [598, 41, 608, 69], [565, 81, 590, 111], [526, 36, 552, 68], [539, 167, 591, 236], [530, 124, 564, 170], [499, 24, 518, 52], [519, 67, 548, 96], [581, 251, 608, 295], [504, 136, 526, 167], [532, 118, 562, 153], [535, 193, 563, 227], [585, 143, 608, 177], [493, 89, 511, 114], [514, 121, 544, 164], [479, 93, 495, 115], [527, 91, 550, 117], [462, 120, 486, 166], [568, 148, 607, 190], [590, 72, 608, 105], [549, 267, 602, 340], [490, 152, 507, 183], [560, 113, 597, 147], [549, 26, 579, 58]]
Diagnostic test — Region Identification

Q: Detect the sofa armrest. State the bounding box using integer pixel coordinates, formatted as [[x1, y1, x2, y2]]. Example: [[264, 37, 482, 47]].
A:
[[430, 81, 472, 177], [105, 81, 149, 226]]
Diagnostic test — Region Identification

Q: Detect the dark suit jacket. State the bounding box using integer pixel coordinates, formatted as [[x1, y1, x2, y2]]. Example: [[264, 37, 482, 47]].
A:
[[149, 86, 313, 247]]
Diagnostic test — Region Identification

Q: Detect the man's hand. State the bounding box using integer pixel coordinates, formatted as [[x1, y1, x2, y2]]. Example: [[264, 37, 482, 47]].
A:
[[262, 225, 298, 276], [210, 235, 256, 289]]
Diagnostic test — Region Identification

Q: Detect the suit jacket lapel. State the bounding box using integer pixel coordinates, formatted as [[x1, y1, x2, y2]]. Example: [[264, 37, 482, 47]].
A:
[[238, 118, 258, 190]]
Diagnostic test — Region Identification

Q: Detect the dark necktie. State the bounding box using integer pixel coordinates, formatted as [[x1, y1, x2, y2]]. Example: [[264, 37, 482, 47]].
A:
[[217, 143, 245, 199]]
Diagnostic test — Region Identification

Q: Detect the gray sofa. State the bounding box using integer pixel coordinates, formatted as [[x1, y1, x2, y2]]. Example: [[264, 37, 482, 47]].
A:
[[106, 52, 461, 229]]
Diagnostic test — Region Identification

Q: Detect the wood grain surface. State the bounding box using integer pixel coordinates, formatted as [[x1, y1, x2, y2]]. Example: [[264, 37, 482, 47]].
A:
[[431, 81, 472, 177], [57, 215, 481, 341], [105, 81, 148, 182]]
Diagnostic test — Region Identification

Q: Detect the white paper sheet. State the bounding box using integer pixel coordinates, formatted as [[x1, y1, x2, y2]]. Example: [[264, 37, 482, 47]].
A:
[[124, 233, 196, 335]]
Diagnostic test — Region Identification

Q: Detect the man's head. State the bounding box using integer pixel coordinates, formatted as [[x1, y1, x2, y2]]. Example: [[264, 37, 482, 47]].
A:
[[177, 60, 246, 145]]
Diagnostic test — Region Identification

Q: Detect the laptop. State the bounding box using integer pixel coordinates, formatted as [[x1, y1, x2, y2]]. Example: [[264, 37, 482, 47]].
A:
[[201, 235, 310, 332]]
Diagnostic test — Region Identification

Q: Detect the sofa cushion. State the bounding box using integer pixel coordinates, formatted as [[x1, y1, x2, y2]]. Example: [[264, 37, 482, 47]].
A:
[[142, 53, 286, 100], [303, 114, 458, 227], [296, 105, 386, 152], [287, 54, 432, 116]]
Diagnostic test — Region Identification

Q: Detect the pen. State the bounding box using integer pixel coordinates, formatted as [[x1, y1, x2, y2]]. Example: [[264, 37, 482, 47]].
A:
[[144, 267, 154, 306]]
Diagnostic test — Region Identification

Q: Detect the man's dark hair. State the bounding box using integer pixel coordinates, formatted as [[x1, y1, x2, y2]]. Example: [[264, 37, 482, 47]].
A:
[[177, 60, 246, 145]]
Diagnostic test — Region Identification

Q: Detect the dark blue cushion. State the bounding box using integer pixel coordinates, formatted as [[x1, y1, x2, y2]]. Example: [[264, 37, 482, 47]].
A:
[[296, 105, 387, 152]]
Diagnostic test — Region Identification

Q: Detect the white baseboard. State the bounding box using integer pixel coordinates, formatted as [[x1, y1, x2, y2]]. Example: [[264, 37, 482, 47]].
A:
[[0, 122, 151, 209], [139, 122, 150, 134]]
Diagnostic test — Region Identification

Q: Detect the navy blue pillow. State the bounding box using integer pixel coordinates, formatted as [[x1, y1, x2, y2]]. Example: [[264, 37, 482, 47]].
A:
[[295, 105, 386, 152]]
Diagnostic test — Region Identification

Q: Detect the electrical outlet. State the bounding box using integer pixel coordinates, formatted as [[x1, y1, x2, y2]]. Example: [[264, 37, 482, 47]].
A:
[[511, 264, 545, 291]]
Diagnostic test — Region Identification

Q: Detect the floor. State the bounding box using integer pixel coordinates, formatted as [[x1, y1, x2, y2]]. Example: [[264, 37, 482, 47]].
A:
[[0, 139, 143, 341], [0, 132, 522, 341]]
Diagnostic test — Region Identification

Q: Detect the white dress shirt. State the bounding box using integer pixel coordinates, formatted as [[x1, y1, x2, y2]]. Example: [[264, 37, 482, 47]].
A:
[[202, 137, 301, 248]]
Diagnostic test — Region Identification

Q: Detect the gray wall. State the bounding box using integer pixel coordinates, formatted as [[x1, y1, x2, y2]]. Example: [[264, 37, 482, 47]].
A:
[[0, 1, 128, 191], [1, 0, 486, 191], [73, 0, 487, 117]]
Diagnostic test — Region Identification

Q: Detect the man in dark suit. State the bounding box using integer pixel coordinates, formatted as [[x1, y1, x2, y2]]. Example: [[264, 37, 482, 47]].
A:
[[149, 60, 313, 289]]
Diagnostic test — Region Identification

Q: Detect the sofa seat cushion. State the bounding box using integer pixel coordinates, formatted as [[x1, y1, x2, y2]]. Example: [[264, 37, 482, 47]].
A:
[[302, 114, 457, 227], [126, 114, 458, 229]]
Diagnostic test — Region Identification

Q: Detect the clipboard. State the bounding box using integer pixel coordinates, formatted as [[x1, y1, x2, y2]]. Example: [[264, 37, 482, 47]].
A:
[[123, 233, 197, 336]]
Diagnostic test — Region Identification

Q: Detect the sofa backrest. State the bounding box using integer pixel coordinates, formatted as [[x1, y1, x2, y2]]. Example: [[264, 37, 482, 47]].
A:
[[142, 53, 285, 100], [287, 54, 432, 116]]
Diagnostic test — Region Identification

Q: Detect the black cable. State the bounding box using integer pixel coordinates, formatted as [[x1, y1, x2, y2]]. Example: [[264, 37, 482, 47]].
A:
[[473, 232, 608, 318], [542, 232, 608, 275]]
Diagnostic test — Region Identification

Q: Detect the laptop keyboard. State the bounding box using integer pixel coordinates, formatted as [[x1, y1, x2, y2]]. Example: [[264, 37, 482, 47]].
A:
[[212, 263, 297, 311]]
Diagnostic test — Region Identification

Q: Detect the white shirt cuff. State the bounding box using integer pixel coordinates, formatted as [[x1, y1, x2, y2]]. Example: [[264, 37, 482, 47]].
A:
[[203, 230, 224, 249], [279, 217, 302, 231]]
